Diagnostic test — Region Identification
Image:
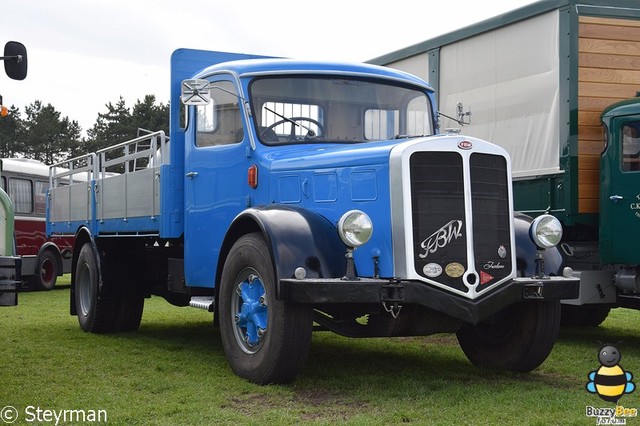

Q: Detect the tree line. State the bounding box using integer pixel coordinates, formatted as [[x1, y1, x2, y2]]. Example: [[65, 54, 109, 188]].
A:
[[0, 95, 169, 165]]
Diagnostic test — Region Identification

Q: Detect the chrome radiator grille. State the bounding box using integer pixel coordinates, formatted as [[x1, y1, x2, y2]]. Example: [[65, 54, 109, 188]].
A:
[[410, 151, 512, 295]]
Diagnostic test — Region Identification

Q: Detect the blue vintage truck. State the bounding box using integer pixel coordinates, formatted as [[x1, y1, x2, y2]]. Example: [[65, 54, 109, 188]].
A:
[[47, 49, 578, 383]]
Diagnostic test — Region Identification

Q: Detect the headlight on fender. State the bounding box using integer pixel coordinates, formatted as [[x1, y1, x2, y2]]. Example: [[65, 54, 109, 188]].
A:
[[338, 210, 373, 248], [529, 214, 563, 249]]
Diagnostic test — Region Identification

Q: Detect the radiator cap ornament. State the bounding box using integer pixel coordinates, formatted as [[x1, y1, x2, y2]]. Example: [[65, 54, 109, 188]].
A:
[[458, 140, 473, 150]]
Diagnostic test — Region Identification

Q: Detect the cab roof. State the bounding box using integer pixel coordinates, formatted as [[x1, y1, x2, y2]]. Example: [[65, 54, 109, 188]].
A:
[[193, 57, 434, 92]]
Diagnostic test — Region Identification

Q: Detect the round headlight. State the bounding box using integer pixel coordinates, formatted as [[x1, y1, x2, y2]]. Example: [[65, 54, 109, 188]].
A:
[[529, 214, 563, 249], [338, 210, 373, 248]]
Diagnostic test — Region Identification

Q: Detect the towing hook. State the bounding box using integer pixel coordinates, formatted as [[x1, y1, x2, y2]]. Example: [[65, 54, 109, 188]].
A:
[[523, 282, 544, 299], [383, 301, 402, 319]]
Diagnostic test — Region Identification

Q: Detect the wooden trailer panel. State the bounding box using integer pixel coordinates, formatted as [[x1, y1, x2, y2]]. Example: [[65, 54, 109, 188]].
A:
[[578, 16, 640, 213]]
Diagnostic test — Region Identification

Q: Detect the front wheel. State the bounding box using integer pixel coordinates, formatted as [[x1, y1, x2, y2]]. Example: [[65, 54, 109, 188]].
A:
[[219, 233, 313, 384], [457, 300, 561, 372]]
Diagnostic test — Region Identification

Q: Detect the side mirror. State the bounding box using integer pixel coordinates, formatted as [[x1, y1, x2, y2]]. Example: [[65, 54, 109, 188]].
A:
[[3, 41, 27, 81], [181, 79, 210, 105]]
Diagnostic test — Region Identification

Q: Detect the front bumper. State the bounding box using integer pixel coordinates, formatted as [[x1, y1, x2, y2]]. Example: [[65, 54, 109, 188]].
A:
[[0, 256, 21, 306], [280, 276, 579, 324]]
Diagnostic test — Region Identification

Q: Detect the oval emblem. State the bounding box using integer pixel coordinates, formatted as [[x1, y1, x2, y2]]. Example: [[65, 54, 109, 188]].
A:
[[497, 245, 507, 259], [445, 262, 465, 278], [423, 263, 443, 278], [458, 140, 473, 150]]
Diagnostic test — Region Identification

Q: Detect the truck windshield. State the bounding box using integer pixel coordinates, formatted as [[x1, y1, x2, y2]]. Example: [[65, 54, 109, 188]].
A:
[[249, 76, 433, 145]]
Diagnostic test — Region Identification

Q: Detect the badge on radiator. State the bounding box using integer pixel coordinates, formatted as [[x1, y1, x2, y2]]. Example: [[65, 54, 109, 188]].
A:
[[480, 271, 494, 285], [445, 262, 464, 278], [423, 263, 443, 278]]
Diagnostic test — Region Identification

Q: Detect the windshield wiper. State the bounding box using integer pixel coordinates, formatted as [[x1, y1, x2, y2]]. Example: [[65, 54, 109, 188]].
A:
[[395, 134, 428, 139], [263, 106, 316, 137]]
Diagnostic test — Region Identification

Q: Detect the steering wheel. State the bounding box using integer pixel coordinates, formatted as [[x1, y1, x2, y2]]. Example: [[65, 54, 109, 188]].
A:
[[265, 117, 325, 141]]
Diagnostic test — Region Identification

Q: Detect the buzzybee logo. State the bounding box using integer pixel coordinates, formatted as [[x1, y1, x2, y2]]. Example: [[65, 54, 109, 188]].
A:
[[585, 345, 638, 424], [587, 345, 635, 403]]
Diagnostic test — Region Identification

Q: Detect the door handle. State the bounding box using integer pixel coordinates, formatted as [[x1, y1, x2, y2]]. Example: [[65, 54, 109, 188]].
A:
[[186, 171, 198, 179], [610, 195, 624, 203]]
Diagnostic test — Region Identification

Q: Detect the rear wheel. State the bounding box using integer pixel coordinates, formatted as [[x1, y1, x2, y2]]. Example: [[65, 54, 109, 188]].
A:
[[115, 296, 144, 331], [457, 300, 561, 372], [219, 233, 313, 384], [35, 250, 58, 291], [75, 243, 118, 333]]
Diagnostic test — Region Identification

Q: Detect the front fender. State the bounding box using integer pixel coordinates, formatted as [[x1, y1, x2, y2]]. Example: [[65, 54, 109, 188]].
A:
[[514, 213, 564, 277], [220, 206, 347, 297]]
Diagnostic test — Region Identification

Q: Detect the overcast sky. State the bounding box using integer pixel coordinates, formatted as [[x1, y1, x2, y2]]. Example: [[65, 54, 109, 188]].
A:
[[2, 0, 537, 134]]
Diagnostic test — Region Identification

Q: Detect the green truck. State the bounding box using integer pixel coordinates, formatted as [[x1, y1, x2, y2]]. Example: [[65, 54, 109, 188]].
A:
[[0, 41, 26, 305], [371, 0, 640, 325]]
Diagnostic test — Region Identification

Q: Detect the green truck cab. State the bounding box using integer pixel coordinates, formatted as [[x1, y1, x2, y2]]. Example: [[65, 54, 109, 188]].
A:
[[0, 41, 26, 305], [600, 98, 640, 266]]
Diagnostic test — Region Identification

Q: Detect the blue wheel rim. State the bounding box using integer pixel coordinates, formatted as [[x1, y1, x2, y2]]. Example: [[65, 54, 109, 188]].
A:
[[231, 271, 268, 354]]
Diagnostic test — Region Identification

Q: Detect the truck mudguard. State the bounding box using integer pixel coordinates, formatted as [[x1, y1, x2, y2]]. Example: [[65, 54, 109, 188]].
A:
[[220, 205, 347, 296]]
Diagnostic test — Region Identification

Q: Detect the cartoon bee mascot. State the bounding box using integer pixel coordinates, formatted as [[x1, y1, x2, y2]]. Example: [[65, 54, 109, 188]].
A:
[[586, 345, 635, 403]]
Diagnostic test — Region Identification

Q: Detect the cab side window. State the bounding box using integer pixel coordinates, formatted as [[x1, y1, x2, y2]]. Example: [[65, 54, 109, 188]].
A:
[[622, 123, 640, 172], [196, 81, 244, 147]]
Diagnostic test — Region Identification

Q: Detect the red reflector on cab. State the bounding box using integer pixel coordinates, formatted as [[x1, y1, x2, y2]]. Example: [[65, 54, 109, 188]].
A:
[[248, 165, 258, 188]]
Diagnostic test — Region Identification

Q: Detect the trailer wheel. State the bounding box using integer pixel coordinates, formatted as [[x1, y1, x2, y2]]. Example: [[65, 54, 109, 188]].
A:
[[35, 250, 58, 291], [219, 233, 313, 384], [456, 300, 561, 372], [75, 243, 117, 333], [561, 304, 611, 327]]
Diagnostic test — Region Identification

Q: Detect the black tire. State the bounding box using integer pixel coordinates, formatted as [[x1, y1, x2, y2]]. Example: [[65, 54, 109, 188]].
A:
[[35, 250, 58, 291], [457, 300, 561, 372], [75, 243, 118, 333], [219, 233, 313, 384], [114, 296, 144, 332], [561, 304, 611, 327]]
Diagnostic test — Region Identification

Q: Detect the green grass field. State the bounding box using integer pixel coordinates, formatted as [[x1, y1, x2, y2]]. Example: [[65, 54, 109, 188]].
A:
[[2, 283, 640, 425]]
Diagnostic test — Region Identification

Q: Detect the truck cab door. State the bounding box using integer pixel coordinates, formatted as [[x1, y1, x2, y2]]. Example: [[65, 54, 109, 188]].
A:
[[184, 78, 249, 287], [600, 114, 640, 264]]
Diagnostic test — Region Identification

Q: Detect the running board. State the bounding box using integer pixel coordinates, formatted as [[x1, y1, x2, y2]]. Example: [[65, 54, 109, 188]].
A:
[[189, 296, 215, 312]]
